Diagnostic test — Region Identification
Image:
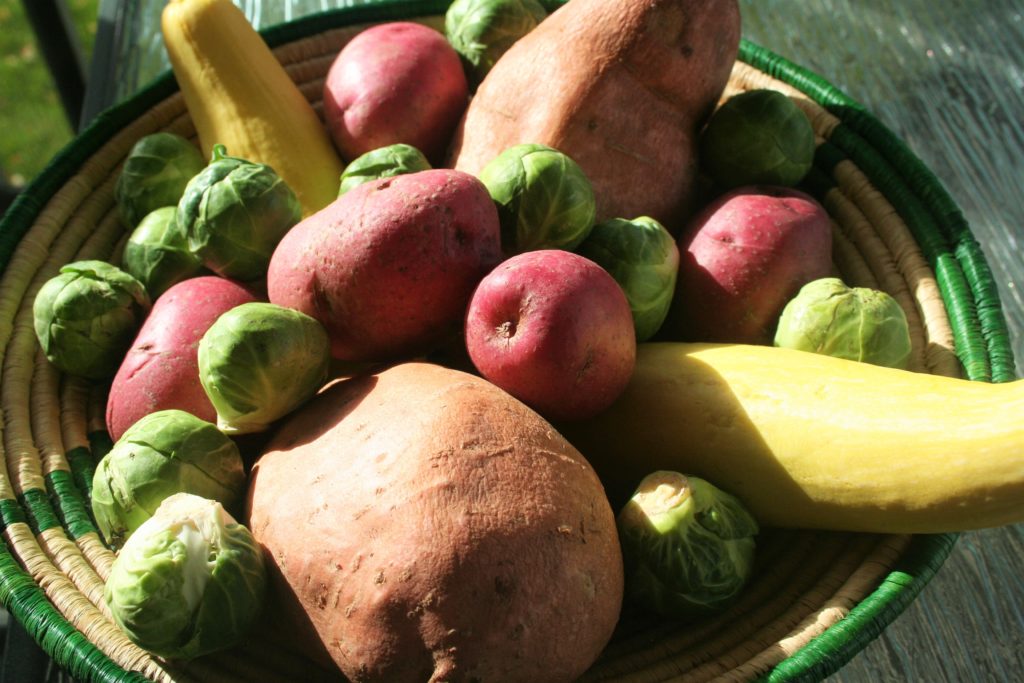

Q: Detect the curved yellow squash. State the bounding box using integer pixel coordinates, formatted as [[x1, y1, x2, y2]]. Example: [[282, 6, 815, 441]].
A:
[[558, 342, 1024, 534], [162, 0, 345, 216]]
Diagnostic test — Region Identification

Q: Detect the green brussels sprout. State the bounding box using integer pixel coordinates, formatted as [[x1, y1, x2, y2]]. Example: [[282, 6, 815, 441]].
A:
[[576, 216, 680, 341], [480, 143, 597, 254], [198, 302, 331, 434], [176, 144, 301, 282], [32, 260, 150, 380], [91, 409, 246, 550], [445, 0, 547, 87], [115, 132, 207, 229], [338, 143, 432, 196], [104, 492, 267, 660], [121, 206, 205, 298], [617, 470, 759, 619], [700, 89, 816, 189], [774, 277, 913, 369]]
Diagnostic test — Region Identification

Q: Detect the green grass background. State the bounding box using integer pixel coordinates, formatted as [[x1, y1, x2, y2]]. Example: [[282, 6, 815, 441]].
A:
[[0, 0, 100, 188]]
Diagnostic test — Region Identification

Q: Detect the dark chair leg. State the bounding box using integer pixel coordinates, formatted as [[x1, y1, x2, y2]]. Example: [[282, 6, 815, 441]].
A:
[[18, 0, 87, 130]]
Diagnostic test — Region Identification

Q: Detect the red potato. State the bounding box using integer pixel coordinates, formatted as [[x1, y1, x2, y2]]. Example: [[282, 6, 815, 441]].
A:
[[662, 186, 834, 344], [323, 22, 468, 164], [247, 361, 623, 683], [267, 169, 502, 362], [465, 249, 636, 421], [105, 276, 261, 441]]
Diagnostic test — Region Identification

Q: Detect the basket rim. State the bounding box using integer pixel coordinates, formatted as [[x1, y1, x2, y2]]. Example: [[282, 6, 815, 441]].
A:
[[0, 2, 1013, 682]]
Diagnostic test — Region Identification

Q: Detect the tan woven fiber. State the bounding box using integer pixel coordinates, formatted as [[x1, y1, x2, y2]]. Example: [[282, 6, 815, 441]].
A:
[[581, 532, 857, 681], [821, 189, 931, 373], [0, 15, 965, 683], [719, 534, 913, 683], [59, 377, 91, 453], [829, 221, 881, 291]]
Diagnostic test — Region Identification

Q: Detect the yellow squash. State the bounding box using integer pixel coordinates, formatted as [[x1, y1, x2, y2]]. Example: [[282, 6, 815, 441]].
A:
[[557, 342, 1024, 534], [162, 0, 345, 216]]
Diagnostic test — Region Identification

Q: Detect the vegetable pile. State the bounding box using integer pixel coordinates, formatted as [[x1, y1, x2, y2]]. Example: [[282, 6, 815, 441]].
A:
[[27, 0, 1024, 680]]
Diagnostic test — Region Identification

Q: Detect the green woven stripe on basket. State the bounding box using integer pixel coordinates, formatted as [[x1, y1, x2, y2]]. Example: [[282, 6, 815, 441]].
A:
[[67, 445, 97, 502], [738, 38, 1015, 382], [797, 162, 839, 198], [0, 498, 28, 529], [760, 534, 958, 683], [0, 540, 149, 683], [46, 470, 97, 540], [19, 488, 61, 535]]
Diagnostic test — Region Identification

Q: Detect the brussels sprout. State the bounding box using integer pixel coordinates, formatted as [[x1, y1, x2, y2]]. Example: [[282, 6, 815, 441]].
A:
[[198, 302, 331, 434], [32, 260, 150, 380], [104, 493, 266, 660], [176, 144, 301, 282], [617, 470, 759, 618], [445, 0, 547, 86], [115, 132, 207, 229], [480, 143, 596, 254], [774, 277, 913, 369], [121, 206, 205, 298], [338, 143, 432, 196], [91, 409, 246, 550], [576, 216, 680, 341], [700, 89, 815, 189]]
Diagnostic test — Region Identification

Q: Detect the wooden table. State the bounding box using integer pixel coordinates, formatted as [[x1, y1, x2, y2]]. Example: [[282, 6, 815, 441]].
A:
[[78, 1, 1024, 681]]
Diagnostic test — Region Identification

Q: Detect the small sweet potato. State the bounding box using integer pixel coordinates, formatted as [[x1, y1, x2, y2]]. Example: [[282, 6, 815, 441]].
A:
[[449, 0, 741, 231], [105, 276, 261, 441], [247, 362, 623, 683]]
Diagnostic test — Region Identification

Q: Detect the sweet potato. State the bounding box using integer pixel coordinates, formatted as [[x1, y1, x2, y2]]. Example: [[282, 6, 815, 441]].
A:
[[449, 0, 741, 232], [247, 362, 623, 683], [105, 276, 261, 441], [266, 169, 501, 362]]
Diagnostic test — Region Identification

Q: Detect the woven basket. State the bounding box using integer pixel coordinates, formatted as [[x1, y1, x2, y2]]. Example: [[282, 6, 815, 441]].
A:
[[0, 2, 1015, 682]]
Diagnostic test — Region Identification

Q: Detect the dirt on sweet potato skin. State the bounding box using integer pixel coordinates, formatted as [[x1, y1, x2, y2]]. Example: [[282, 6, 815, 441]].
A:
[[247, 362, 624, 683]]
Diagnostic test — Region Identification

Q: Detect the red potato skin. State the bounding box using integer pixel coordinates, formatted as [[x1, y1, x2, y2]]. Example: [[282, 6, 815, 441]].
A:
[[323, 22, 468, 164], [266, 169, 502, 362], [449, 0, 741, 232], [105, 276, 261, 441], [247, 362, 623, 683], [663, 186, 834, 344], [465, 249, 636, 421]]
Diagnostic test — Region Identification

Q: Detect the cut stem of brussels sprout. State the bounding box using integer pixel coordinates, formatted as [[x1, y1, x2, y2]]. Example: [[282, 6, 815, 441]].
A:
[[620, 471, 697, 534], [104, 493, 266, 660]]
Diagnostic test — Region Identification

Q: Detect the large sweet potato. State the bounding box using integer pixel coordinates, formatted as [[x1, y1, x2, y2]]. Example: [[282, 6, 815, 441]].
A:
[[449, 0, 741, 232], [247, 362, 623, 683]]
